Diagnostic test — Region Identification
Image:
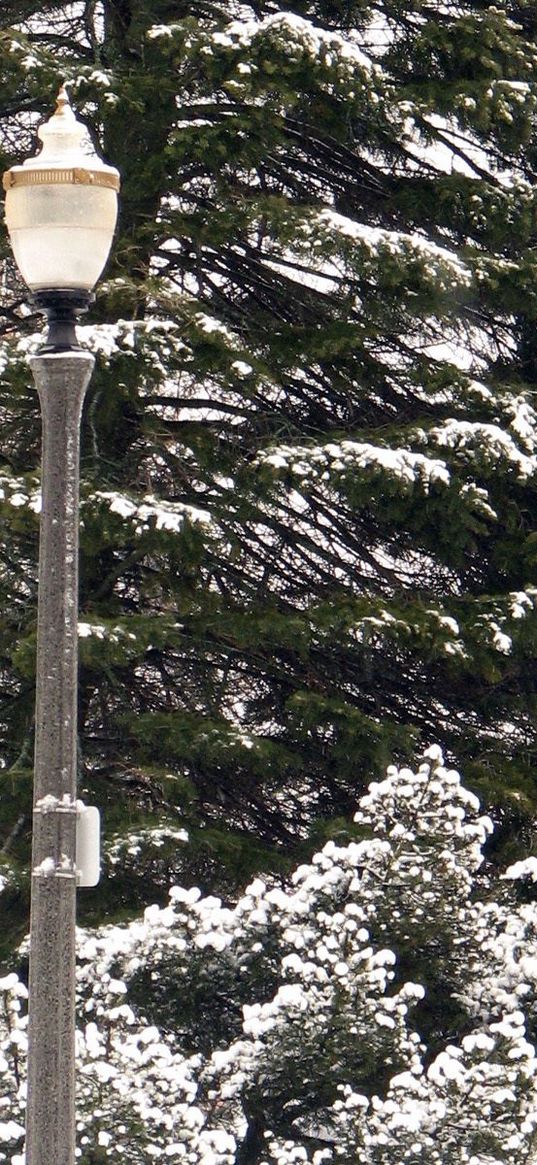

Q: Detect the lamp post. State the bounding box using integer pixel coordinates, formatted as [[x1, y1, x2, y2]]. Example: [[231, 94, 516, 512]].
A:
[[2, 87, 119, 1165]]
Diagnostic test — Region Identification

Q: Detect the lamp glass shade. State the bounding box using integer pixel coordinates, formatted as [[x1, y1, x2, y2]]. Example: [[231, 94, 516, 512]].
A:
[[3, 88, 119, 293]]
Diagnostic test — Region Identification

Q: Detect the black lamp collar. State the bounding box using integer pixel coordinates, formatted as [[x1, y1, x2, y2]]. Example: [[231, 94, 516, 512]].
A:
[[31, 289, 94, 353]]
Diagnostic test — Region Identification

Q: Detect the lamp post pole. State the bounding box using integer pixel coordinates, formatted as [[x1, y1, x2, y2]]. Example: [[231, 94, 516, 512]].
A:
[[26, 350, 94, 1165], [2, 86, 119, 1165]]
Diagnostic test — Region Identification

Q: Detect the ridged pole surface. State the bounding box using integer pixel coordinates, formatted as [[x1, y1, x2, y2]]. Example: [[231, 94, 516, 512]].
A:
[[26, 352, 94, 1165]]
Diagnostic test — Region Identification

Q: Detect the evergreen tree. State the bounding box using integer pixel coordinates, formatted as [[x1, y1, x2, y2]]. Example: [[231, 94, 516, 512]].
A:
[[2, 748, 537, 1163], [1, 0, 537, 950]]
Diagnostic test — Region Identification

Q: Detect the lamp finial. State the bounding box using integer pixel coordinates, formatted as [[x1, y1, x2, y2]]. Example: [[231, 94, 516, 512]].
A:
[[53, 83, 72, 120]]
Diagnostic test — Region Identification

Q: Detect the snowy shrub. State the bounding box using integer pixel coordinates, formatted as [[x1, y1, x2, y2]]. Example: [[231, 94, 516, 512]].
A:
[[1, 749, 537, 1162]]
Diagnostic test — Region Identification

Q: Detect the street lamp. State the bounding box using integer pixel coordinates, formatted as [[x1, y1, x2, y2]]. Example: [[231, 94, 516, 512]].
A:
[[3, 87, 119, 1165]]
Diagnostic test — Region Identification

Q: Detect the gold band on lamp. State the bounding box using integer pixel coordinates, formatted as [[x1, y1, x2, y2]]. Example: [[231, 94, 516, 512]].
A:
[[3, 167, 120, 192]]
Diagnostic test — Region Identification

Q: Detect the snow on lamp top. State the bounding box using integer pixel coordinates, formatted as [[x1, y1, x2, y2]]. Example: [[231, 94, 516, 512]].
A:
[[2, 86, 120, 293]]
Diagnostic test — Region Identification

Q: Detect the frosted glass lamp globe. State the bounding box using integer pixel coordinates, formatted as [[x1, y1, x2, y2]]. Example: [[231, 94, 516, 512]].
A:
[[2, 86, 119, 293]]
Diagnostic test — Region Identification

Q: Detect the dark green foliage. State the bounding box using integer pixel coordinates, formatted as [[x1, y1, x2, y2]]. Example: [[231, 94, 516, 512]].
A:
[[0, 0, 537, 957]]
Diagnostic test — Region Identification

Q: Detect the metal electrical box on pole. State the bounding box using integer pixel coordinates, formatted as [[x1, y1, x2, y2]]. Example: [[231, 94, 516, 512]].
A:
[[76, 804, 101, 888]]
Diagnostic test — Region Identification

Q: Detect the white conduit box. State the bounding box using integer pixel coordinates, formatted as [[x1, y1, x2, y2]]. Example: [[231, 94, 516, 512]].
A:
[[76, 804, 101, 887]]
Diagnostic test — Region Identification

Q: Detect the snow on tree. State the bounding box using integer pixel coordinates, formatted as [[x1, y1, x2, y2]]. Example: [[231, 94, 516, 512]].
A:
[[0, 748, 537, 1163]]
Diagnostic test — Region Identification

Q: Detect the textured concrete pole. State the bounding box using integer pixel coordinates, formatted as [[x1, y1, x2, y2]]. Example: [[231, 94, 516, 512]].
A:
[[26, 352, 94, 1165]]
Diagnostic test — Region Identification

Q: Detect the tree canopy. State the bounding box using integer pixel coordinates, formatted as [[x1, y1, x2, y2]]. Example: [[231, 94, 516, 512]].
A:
[[1, 0, 537, 941], [2, 748, 537, 1164]]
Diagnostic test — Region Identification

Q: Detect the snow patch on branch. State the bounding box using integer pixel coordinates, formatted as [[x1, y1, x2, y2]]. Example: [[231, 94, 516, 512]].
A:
[[418, 420, 537, 479], [256, 440, 451, 489], [211, 11, 376, 74], [89, 491, 212, 533], [316, 210, 471, 286]]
